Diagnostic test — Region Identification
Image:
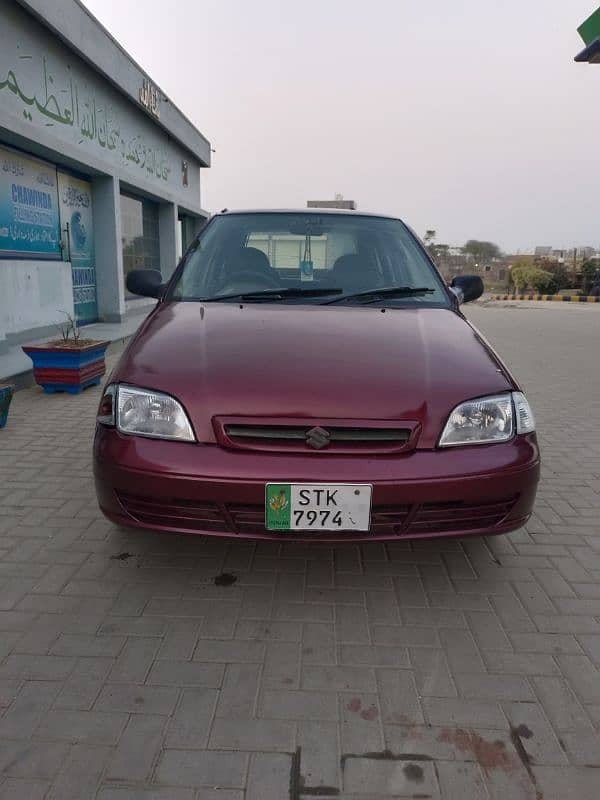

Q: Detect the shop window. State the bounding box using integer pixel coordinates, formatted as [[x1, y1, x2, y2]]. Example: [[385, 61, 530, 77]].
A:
[[121, 193, 160, 293]]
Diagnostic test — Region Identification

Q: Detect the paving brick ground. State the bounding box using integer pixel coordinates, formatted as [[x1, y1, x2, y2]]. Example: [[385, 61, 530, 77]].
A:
[[1, 302, 599, 799]]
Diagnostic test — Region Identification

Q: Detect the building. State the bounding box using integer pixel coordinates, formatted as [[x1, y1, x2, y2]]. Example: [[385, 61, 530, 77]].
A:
[[575, 6, 600, 63], [0, 0, 210, 354], [533, 246, 598, 267], [307, 195, 357, 210]]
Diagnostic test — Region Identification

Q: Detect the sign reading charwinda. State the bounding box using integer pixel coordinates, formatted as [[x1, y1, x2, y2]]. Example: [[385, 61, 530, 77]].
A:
[[0, 145, 60, 258]]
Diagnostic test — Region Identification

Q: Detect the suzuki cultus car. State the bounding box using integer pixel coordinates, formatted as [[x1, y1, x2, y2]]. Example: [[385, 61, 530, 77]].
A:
[[94, 210, 539, 542]]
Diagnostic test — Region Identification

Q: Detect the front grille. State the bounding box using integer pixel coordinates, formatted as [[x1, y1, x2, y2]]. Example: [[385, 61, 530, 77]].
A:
[[215, 418, 418, 455], [116, 492, 229, 532], [370, 505, 412, 534], [409, 498, 516, 533], [226, 425, 411, 443], [227, 504, 265, 536], [118, 492, 517, 537]]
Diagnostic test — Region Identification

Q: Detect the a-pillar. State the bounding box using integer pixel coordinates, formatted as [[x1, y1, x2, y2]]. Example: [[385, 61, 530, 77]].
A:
[[181, 214, 206, 253], [92, 174, 126, 323]]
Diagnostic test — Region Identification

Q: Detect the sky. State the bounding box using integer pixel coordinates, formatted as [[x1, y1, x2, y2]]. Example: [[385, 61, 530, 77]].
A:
[[82, 0, 600, 252]]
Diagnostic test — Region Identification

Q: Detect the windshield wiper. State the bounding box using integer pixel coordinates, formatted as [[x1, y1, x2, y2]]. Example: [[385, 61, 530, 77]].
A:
[[323, 286, 436, 305], [200, 287, 344, 302]]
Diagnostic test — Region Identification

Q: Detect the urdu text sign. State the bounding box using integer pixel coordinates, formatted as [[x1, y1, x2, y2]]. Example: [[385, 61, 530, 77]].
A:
[[0, 146, 61, 259]]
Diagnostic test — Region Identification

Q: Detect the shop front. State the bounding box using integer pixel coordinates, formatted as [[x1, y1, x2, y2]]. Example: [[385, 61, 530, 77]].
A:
[[0, 0, 211, 353]]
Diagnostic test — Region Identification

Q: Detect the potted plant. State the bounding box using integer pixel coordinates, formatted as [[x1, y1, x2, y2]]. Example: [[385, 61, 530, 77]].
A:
[[0, 384, 14, 428], [22, 313, 109, 395]]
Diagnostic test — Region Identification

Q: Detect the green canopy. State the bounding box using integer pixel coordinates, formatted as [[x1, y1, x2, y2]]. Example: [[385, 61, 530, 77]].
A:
[[575, 6, 600, 62], [578, 6, 600, 45]]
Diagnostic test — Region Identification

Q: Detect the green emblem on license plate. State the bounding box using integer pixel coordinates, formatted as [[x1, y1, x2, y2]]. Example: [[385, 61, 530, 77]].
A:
[[266, 484, 291, 529]]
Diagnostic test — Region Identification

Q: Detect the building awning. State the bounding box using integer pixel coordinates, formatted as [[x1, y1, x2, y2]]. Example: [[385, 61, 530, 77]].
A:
[[576, 6, 600, 63], [575, 37, 600, 63]]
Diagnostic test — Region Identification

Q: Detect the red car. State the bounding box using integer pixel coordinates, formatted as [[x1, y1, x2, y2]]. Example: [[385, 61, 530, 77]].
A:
[[94, 210, 539, 542]]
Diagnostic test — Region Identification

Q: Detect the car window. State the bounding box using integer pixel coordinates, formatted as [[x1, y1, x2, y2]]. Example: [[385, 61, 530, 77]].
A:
[[170, 212, 450, 307], [246, 229, 357, 271]]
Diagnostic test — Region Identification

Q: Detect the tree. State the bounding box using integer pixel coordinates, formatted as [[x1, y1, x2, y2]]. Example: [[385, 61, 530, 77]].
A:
[[530, 270, 554, 292], [539, 259, 570, 293], [463, 240, 501, 263], [581, 259, 600, 294], [422, 230, 439, 262], [422, 231, 450, 265], [511, 265, 553, 293]]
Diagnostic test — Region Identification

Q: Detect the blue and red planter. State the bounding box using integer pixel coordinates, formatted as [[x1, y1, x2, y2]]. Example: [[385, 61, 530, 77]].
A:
[[22, 340, 110, 394], [0, 384, 14, 428]]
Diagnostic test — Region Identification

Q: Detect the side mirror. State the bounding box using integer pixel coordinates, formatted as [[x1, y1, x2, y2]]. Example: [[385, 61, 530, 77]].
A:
[[450, 275, 484, 304], [126, 269, 164, 299]]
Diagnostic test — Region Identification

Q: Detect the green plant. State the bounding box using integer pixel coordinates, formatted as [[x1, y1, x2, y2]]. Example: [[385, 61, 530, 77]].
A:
[[463, 240, 501, 262], [56, 311, 81, 343], [581, 260, 600, 294], [511, 266, 553, 293], [544, 263, 570, 294]]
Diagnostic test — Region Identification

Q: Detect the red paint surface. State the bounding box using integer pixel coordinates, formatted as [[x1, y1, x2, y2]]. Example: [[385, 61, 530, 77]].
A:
[[109, 302, 514, 450], [94, 299, 539, 541], [437, 728, 517, 774], [360, 706, 379, 721], [346, 698, 362, 713]]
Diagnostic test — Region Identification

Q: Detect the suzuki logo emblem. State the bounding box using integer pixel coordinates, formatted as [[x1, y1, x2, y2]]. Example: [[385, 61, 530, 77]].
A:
[[305, 426, 331, 450]]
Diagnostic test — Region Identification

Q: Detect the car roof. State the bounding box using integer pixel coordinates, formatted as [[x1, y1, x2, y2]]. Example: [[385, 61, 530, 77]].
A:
[[215, 208, 403, 221]]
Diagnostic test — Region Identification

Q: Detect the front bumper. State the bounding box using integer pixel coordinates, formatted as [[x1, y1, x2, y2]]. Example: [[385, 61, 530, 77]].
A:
[[93, 428, 540, 542]]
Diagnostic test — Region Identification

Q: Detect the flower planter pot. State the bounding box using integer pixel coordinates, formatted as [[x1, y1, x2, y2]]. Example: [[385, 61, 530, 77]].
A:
[[22, 340, 110, 394], [0, 384, 14, 428]]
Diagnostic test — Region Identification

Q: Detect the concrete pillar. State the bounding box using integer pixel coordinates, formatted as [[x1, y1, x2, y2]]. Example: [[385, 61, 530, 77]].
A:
[[92, 174, 126, 323], [0, 267, 8, 353], [159, 202, 179, 280]]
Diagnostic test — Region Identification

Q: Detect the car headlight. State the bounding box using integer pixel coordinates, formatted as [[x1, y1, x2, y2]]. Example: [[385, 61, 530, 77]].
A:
[[97, 384, 195, 441], [512, 391, 535, 434], [439, 391, 534, 447]]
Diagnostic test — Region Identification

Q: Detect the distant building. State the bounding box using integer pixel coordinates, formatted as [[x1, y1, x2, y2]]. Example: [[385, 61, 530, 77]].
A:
[[534, 246, 553, 258], [562, 247, 598, 264], [307, 195, 356, 210]]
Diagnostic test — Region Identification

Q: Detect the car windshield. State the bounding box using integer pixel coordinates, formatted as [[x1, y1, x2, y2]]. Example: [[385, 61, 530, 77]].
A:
[[169, 212, 450, 307]]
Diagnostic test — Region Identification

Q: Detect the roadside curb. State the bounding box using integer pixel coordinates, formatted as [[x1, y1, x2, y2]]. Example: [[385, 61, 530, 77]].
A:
[[492, 294, 600, 303]]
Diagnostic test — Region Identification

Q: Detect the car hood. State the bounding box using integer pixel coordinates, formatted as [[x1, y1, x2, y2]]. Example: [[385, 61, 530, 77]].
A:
[[113, 302, 513, 448]]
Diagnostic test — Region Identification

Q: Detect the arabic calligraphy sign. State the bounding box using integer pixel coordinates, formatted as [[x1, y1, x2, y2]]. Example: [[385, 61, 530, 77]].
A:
[[0, 50, 171, 185], [0, 145, 61, 258], [139, 79, 160, 119]]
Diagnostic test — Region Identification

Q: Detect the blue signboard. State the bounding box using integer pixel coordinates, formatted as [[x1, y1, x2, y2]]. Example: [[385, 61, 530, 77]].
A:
[[0, 145, 61, 258], [58, 172, 98, 324]]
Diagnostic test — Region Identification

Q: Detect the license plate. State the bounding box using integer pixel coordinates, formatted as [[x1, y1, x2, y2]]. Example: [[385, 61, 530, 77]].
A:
[[265, 483, 372, 531]]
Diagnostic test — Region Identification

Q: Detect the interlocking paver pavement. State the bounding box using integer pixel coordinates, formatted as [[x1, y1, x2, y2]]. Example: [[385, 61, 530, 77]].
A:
[[1, 301, 600, 799]]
